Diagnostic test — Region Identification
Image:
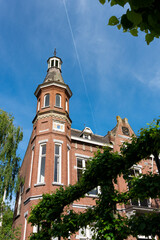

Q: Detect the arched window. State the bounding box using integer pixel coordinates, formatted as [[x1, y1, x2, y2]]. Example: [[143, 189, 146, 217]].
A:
[[55, 94, 61, 107], [65, 99, 68, 112], [44, 94, 50, 107]]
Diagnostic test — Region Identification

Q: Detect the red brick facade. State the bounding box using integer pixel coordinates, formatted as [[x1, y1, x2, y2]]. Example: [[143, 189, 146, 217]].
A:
[[13, 54, 159, 240]]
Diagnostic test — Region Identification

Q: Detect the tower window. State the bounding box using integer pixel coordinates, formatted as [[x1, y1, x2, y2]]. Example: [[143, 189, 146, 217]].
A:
[[51, 60, 54, 67], [54, 144, 61, 183], [38, 144, 46, 183], [55, 60, 58, 67], [55, 94, 61, 107], [44, 94, 50, 107], [65, 100, 68, 112]]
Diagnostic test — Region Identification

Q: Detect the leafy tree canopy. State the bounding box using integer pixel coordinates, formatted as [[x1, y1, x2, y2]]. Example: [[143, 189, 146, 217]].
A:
[[99, 0, 160, 44], [0, 109, 23, 239], [0, 109, 23, 202], [0, 203, 20, 240], [29, 119, 160, 240]]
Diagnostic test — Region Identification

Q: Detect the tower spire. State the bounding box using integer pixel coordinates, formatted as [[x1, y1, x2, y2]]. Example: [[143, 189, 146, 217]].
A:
[[54, 48, 56, 56]]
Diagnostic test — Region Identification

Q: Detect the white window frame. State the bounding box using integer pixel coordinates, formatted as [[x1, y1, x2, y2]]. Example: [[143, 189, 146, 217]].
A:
[[65, 99, 68, 112], [53, 143, 62, 184], [129, 166, 151, 207], [76, 156, 99, 196], [37, 143, 47, 184], [55, 94, 61, 108], [38, 99, 40, 111], [28, 145, 35, 189], [44, 94, 50, 107], [67, 144, 71, 185], [23, 211, 28, 240]]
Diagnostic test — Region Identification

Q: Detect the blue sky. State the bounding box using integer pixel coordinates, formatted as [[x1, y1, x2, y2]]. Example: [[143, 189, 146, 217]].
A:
[[1, 0, 160, 160]]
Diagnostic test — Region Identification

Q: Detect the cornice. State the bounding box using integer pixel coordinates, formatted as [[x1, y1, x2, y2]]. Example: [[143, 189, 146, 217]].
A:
[[34, 80, 72, 98], [33, 112, 72, 125]]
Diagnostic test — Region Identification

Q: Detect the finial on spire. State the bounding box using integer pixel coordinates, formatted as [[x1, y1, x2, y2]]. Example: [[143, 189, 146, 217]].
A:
[[54, 48, 56, 56]]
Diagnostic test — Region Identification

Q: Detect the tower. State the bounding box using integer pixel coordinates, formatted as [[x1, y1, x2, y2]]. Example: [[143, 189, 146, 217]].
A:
[[13, 51, 72, 239]]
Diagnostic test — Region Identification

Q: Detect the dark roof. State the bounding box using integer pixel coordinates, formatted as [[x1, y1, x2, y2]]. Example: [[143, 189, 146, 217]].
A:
[[71, 128, 110, 145]]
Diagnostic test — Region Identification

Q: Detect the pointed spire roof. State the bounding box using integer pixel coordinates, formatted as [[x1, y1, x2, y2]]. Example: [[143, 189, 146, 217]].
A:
[[44, 50, 64, 83]]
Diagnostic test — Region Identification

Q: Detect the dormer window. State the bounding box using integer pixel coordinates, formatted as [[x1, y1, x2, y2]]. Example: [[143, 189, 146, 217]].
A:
[[55, 94, 61, 107], [44, 94, 50, 107], [83, 134, 91, 140]]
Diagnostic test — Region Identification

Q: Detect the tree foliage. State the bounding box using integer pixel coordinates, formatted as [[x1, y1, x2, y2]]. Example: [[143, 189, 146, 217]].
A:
[[0, 109, 23, 238], [29, 119, 160, 240], [99, 0, 160, 44], [0, 203, 20, 240], [0, 109, 23, 202]]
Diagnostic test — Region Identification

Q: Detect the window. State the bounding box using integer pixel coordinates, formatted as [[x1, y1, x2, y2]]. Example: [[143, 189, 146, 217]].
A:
[[28, 146, 34, 188], [128, 167, 150, 207], [44, 94, 50, 107], [51, 60, 54, 67], [54, 144, 61, 183], [77, 158, 98, 196], [55, 60, 58, 67], [65, 100, 68, 112], [38, 99, 40, 111], [55, 94, 61, 107], [38, 144, 46, 183], [79, 226, 93, 240], [17, 183, 24, 216]]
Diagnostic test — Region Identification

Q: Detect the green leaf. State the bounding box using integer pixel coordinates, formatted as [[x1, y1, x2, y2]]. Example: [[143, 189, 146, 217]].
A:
[[99, 0, 106, 4], [108, 16, 119, 26], [115, 0, 127, 7], [145, 33, 154, 45], [130, 29, 138, 36], [110, 0, 117, 6], [127, 10, 142, 25], [117, 24, 122, 30]]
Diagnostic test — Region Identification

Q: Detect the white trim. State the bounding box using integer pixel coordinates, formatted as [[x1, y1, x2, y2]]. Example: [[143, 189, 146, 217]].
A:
[[67, 147, 70, 185], [24, 195, 43, 205], [35, 82, 72, 98], [23, 211, 28, 240], [38, 139, 48, 144], [34, 183, 46, 187], [37, 143, 46, 184], [72, 204, 92, 209], [67, 144, 71, 150], [54, 143, 62, 184], [55, 94, 61, 108], [39, 129, 49, 133], [28, 147, 35, 188], [52, 182, 64, 186], [118, 134, 131, 140], [44, 93, 50, 107], [53, 139, 63, 144], [71, 136, 113, 147], [75, 153, 91, 159]]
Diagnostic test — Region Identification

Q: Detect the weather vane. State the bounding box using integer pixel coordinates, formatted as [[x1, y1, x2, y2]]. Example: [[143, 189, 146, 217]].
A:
[[54, 48, 57, 56]]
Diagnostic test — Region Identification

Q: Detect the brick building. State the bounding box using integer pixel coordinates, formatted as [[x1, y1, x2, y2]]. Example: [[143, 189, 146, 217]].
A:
[[13, 53, 159, 240]]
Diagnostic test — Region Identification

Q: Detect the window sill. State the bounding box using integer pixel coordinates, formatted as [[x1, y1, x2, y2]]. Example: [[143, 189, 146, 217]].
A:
[[26, 187, 30, 193], [85, 194, 99, 198], [34, 183, 46, 187], [41, 106, 50, 109], [14, 214, 20, 220], [54, 105, 63, 109], [52, 182, 64, 186]]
